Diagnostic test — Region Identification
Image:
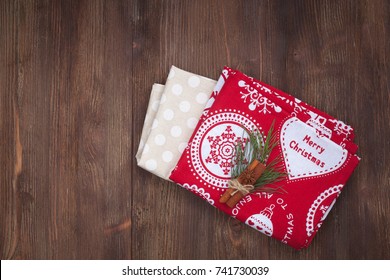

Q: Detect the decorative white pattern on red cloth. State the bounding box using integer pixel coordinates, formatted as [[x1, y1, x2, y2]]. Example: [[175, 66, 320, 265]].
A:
[[169, 68, 360, 249]]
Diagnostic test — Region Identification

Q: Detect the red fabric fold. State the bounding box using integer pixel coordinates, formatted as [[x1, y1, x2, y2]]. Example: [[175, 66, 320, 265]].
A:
[[169, 68, 360, 249]]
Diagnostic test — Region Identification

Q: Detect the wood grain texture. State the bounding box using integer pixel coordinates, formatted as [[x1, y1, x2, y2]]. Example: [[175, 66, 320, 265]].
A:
[[1, 0, 389, 259]]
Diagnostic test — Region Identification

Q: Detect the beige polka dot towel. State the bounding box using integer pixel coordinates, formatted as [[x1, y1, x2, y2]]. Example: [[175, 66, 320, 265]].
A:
[[137, 66, 217, 180], [135, 83, 165, 162]]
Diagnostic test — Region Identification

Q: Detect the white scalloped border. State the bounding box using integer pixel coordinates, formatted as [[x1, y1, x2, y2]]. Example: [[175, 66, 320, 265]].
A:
[[182, 183, 215, 205], [306, 184, 343, 237]]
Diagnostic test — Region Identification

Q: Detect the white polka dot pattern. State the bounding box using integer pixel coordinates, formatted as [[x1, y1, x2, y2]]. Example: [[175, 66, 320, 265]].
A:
[[186, 117, 198, 129], [145, 159, 157, 171], [196, 92, 208, 104], [178, 142, 187, 153], [154, 134, 166, 146], [163, 109, 174, 120], [151, 100, 160, 111], [170, 126, 182, 137], [160, 94, 167, 104], [172, 84, 183, 96], [188, 76, 200, 88], [152, 119, 158, 129], [135, 84, 164, 162], [162, 151, 173, 163], [137, 66, 217, 179], [179, 101, 191, 112]]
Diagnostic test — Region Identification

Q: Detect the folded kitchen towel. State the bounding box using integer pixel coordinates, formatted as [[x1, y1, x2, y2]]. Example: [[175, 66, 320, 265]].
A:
[[137, 66, 216, 180], [169, 68, 360, 249], [136, 83, 165, 162]]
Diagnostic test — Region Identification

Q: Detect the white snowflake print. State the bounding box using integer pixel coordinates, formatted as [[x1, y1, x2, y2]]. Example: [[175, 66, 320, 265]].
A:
[[205, 125, 248, 175], [249, 78, 305, 115], [238, 80, 282, 114], [328, 119, 353, 138]]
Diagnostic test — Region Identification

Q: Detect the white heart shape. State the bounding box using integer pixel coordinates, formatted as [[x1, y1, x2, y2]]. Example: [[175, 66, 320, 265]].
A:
[[280, 117, 347, 180]]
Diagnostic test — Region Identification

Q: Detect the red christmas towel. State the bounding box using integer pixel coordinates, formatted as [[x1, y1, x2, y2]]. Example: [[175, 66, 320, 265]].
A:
[[206, 67, 357, 153], [169, 68, 360, 249]]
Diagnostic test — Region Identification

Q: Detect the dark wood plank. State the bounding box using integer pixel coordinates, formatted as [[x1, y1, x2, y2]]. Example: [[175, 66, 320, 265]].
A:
[[0, 0, 21, 261], [1, 0, 134, 259], [1, 0, 389, 260]]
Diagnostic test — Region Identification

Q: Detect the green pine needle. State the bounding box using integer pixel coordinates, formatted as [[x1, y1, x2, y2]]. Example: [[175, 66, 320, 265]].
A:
[[231, 121, 287, 193]]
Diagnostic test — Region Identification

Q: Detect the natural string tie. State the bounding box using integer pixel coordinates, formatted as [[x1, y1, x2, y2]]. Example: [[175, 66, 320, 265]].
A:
[[228, 179, 255, 196]]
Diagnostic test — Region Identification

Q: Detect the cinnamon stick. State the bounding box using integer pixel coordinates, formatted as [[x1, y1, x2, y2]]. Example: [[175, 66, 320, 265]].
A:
[[219, 188, 235, 204], [219, 160, 261, 204], [226, 160, 266, 208], [220, 159, 266, 207], [225, 192, 245, 208]]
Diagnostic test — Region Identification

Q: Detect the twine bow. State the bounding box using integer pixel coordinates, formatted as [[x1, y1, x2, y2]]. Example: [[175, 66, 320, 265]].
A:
[[228, 179, 255, 196], [219, 160, 265, 208]]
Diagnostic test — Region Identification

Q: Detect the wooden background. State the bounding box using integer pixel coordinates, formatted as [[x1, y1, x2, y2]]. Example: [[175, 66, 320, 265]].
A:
[[1, 0, 389, 260]]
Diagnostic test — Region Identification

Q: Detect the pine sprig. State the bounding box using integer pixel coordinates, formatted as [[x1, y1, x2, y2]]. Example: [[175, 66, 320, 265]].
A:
[[231, 121, 287, 193]]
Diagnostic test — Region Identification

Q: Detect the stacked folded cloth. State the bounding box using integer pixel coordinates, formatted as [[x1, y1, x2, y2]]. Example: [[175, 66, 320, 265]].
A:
[[137, 66, 360, 249]]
